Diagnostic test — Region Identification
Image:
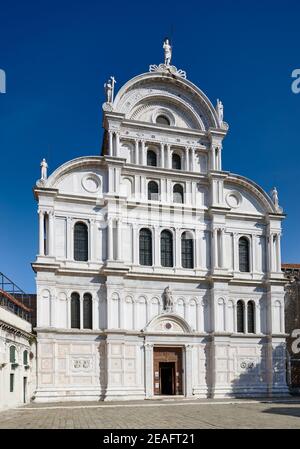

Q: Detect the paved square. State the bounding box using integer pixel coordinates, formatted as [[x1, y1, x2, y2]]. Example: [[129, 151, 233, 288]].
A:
[[1, 398, 300, 429]]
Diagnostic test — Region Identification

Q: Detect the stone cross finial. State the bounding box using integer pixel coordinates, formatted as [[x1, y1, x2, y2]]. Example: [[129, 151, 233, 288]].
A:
[[40, 158, 48, 181]]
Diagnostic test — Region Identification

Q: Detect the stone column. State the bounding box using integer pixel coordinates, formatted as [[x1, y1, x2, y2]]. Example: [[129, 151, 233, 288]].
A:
[[276, 233, 281, 272], [92, 298, 97, 330], [185, 344, 193, 397], [107, 219, 114, 261], [116, 218, 122, 260], [115, 132, 120, 157], [269, 233, 274, 272], [175, 228, 181, 268], [185, 147, 190, 171], [67, 217, 72, 260], [220, 228, 225, 268], [80, 296, 83, 330], [90, 219, 96, 262], [255, 302, 261, 334], [132, 224, 139, 265], [195, 229, 202, 269], [142, 140, 146, 166], [160, 143, 165, 168], [144, 343, 153, 398], [135, 140, 139, 165], [213, 228, 218, 268], [108, 131, 113, 156], [154, 226, 160, 266], [38, 210, 45, 256], [233, 233, 239, 272], [191, 147, 195, 172], [48, 211, 54, 256], [251, 235, 256, 273], [167, 145, 172, 169]]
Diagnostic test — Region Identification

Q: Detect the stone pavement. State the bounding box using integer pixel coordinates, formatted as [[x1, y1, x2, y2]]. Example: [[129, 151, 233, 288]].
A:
[[1, 397, 300, 429]]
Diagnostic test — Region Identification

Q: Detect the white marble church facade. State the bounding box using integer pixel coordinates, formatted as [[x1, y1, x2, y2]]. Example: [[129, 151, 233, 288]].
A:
[[32, 43, 288, 402]]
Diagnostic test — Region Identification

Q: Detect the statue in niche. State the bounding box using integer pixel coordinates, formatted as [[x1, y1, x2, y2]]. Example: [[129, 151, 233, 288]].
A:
[[163, 286, 173, 311], [163, 38, 172, 66], [40, 158, 48, 181], [104, 76, 116, 103]]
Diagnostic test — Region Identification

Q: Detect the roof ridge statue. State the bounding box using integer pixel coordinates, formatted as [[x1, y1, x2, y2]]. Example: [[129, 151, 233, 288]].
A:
[[149, 38, 187, 79]]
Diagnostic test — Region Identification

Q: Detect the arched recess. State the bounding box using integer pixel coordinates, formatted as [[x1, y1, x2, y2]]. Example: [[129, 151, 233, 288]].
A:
[[124, 296, 134, 330], [149, 297, 160, 320], [136, 296, 147, 330], [189, 299, 197, 330], [176, 298, 185, 318]]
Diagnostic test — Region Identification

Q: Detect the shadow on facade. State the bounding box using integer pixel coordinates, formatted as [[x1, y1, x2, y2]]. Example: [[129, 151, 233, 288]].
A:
[[230, 343, 289, 398]]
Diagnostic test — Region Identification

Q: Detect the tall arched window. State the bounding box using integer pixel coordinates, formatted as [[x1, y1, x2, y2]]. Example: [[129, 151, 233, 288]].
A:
[[71, 292, 80, 329], [148, 181, 159, 201], [247, 301, 255, 334], [181, 232, 194, 269], [83, 293, 93, 329], [173, 184, 184, 203], [74, 222, 88, 261], [239, 237, 250, 272], [237, 300, 245, 333], [147, 150, 157, 167], [139, 228, 153, 266], [172, 153, 182, 170], [23, 350, 28, 366], [10, 346, 16, 363], [161, 230, 173, 267]]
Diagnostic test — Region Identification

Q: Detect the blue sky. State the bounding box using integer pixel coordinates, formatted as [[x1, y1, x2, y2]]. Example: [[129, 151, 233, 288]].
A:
[[0, 0, 299, 292]]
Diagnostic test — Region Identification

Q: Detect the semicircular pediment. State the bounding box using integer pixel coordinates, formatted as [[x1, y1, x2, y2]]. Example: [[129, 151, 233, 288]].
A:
[[144, 313, 193, 334]]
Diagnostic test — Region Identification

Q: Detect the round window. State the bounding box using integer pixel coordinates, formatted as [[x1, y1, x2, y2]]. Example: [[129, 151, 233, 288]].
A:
[[156, 115, 170, 126]]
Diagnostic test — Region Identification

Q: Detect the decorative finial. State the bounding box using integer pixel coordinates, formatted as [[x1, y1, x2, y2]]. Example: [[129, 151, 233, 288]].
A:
[[104, 76, 116, 104], [163, 37, 172, 66], [40, 158, 48, 181], [216, 99, 224, 126]]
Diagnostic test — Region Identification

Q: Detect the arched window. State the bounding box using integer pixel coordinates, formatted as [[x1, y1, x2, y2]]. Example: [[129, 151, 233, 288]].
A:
[[239, 237, 250, 272], [74, 222, 88, 262], [83, 293, 93, 330], [247, 301, 255, 334], [139, 228, 153, 266], [161, 230, 173, 267], [71, 292, 80, 329], [173, 184, 184, 203], [156, 115, 170, 126], [181, 232, 194, 269], [23, 350, 28, 366], [172, 153, 182, 170], [10, 346, 16, 363], [147, 150, 157, 167], [237, 300, 245, 333], [148, 181, 159, 201]]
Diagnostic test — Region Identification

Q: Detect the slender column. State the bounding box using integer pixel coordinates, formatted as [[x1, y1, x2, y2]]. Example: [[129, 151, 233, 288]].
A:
[[48, 211, 54, 256], [251, 234, 256, 273], [233, 233, 239, 272], [107, 219, 114, 261], [185, 345, 193, 397], [135, 140, 139, 165], [211, 146, 216, 170], [38, 210, 45, 255], [142, 140, 146, 166], [144, 343, 153, 398], [255, 302, 261, 334], [195, 229, 202, 268], [116, 218, 122, 260], [66, 296, 71, 328], [191, 147, 195, 172], [50, 294, 56, 327], [220, 228, 225, 268], [67, 217, 72, 260], [244, 302, 248, 333], [108, 131, 113, 156], [175, 228, 181, 268], [115, 132, 120, 157], [276, 233, 281, 272], [213, 228, 218, 268], [90, 219, 96, 261], [132, 224, 139, 265], [167, 145, 172, 169], [269, 233, 274, 272], [154, 226, 160, 266], [80, 297, 83, 330], [160, 143, 165, 168], [185, 147, 190, 171]]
